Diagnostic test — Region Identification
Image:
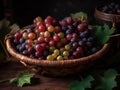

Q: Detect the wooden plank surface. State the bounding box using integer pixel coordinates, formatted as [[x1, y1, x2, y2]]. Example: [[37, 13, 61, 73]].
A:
[[0, 61, 78, 90], [0, 55, 120, 90]]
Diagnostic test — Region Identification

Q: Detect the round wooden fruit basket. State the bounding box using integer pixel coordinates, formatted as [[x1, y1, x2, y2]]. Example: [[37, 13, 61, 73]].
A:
[[5, 26, 110, 76]]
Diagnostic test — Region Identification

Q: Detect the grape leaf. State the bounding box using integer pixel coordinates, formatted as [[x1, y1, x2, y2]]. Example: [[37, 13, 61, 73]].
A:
[[70, 12, 87, 20], [93, 24, 115, 45], [10, 24, 20, 33], [95, 69, 117, 90], [10, 70, 35, 87], [69, 75, 94, 90]]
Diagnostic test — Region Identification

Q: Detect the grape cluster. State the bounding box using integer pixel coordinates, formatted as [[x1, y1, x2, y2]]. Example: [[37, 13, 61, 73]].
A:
[[100, 2, 120, 14], [12, 16, 100, 60]]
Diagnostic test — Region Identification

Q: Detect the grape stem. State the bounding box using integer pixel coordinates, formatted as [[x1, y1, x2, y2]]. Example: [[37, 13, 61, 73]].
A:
[[0, 78, 10, 83]]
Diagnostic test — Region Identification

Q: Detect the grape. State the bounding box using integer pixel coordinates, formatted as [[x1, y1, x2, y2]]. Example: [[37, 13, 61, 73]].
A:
[[66, 34, 72, 41], [44, 16, 53, 24], [54, 49, 60, 56], [44, 37, 51, 43], [86, 41, 92, 47], [78, 40, 84, 46], [43, 50, 49, 57], [35, 51, 42, 57], [26, 39, 34, 46], [49, 46, 55, 53], [66, 17, 73, 25], [54, 26, 61, 33], [65, 44, 71, 50], [60, 20, 67, 26], [14, 32, 21, 40], [28, 47, 35, 54], [58, 32, 65, 39], [47, 25, 55, 32], [13, 39, 20, 45], [57, 55, 63, 60], [63, 51, 69, 57], [37, 36, 44, 43], [77, 24, 85, 32], [49, 40, 55, 46], [47, 55, 54, 60], [22, 32, 28, 39], [44, 31, 51, 37], [38, 24, 46, 32], [65, 29, 73, 35], [87, 37, 94, 42], [22, 50, 28, 55], [28, 32, 36, 39], [76, 47, 83, 55], [91, 47, 98, 53], [72, 42, 79, 48], [35, 44, 43, 51], [53, 34, 60, 42]]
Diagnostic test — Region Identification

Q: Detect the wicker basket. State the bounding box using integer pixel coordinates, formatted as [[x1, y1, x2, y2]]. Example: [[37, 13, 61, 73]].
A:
[[94, 6, 120, 27], [5, 26, 110, 76]]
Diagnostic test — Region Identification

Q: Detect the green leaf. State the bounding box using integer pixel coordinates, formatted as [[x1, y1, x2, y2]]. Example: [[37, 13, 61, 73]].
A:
[[95, 69, 117, 90], [70, 12, 87, 19], [93, 24, 115, 45], [0, 18, 19, 41], [10, 70, 35, 87], [69, 75, 94, 90], [10, 24, 20, 33]]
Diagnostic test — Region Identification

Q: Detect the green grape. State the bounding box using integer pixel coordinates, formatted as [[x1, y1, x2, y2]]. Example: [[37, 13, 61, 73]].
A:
[[54, 49, 60, 56], [63, 51, 69, 57], [58, 32, 65, 39], [47, 55, 54, 60], [65, 44, 71, 50], [49, 46, 55, 53], [57, 55, 63, 60]]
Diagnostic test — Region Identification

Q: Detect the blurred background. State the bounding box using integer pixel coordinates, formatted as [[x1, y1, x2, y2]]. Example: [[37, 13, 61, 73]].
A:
[[0, 0, 119, 27]]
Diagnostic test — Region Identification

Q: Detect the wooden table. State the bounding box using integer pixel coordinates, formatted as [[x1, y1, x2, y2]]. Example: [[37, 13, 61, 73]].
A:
[[0, 54, 120, 90]]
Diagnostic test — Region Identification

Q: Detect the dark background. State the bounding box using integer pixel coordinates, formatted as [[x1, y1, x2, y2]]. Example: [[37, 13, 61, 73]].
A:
[[1, 0, 120, 26]]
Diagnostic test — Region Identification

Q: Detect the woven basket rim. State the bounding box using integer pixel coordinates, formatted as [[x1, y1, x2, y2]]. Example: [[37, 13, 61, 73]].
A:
[[6, 37, 110, 67]]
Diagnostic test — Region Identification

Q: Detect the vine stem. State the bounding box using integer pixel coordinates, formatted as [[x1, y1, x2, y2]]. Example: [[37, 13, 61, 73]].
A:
[[109, 34, 120, 38], [0, 78, 10, 83]]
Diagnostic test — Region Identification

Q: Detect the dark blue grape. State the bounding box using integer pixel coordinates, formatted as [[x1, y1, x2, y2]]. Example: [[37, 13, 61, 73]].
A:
[[19, 45, 25, 52], [65, 29, 73, 34], [78, 40, 84, 46], [22, 50, 28, 55], [82, 38, 87, 42], [43, 50, 49, 57], [87, 37, 94, 42], [72, 42, 79, 48], [13, 39, 20, 45], [86, 41, 92, 47], [19, 38, 25, 44], [62, 26, 68, 32], [16, 44, 21, 51], [91, 47, 98, 53], [102, 6, 109, 13], [79, 32, 86, 38]]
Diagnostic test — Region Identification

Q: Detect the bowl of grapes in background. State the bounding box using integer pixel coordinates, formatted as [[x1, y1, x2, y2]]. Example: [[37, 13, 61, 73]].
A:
[[94, 2, 120, 27], [5, 15, 110, 76]]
